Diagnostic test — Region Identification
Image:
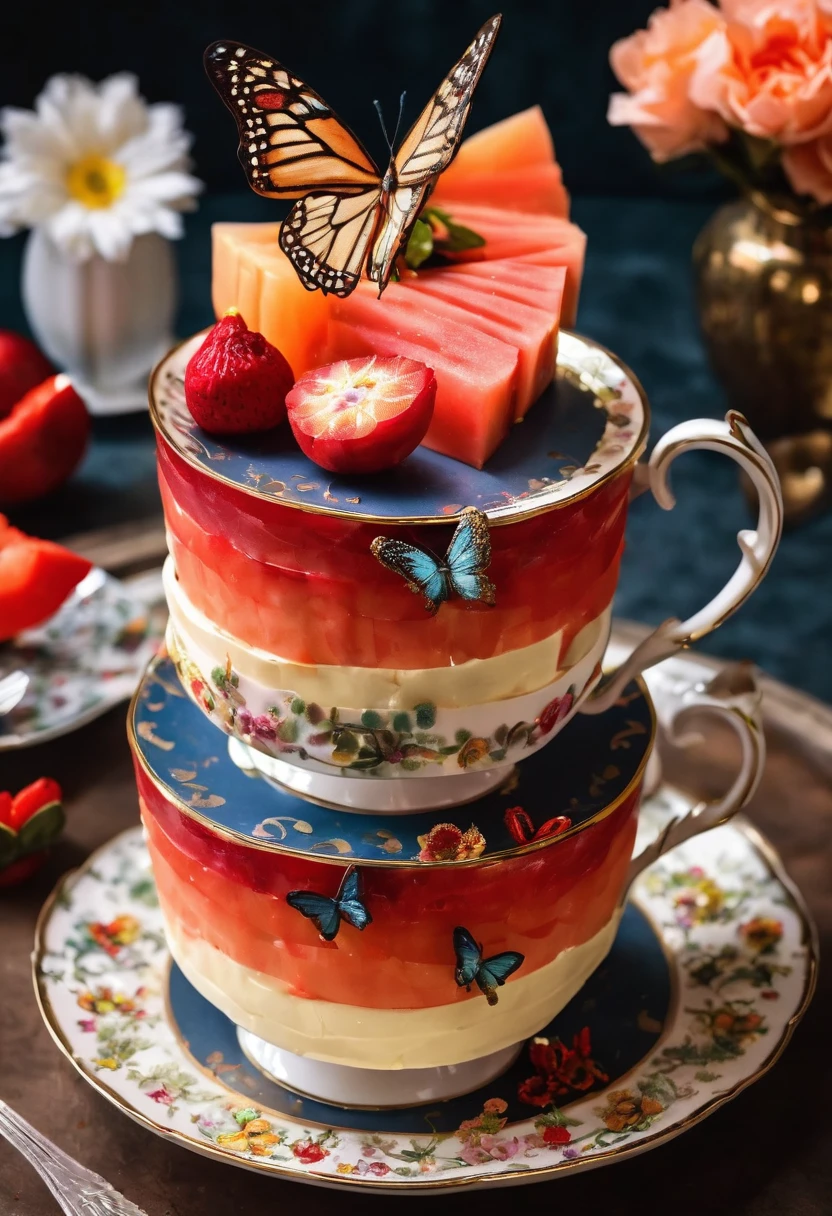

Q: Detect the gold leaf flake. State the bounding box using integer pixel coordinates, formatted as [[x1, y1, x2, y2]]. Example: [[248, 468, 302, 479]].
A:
[[345, 496, 361, 505], [170, 768, 198, 782], [309, 839, 353, 854], [137, 722, 174, 751], [187, 792, 226, 809], [293, 820, 313, 834], [637, 1009, 664, 1035]]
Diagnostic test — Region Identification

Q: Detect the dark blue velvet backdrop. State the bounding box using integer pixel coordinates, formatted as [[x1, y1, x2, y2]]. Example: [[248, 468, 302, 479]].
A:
[[1, 1, 830, 701]]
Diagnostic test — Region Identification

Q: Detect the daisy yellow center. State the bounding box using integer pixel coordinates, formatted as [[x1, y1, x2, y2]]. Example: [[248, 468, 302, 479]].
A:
[[66, 154, 126, 209]]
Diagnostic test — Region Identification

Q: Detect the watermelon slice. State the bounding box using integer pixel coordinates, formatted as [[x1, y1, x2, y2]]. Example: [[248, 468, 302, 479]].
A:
[[402, 267, 564, 418], [434, 164, 568, 219], [327, 293, 520, 468], [430, 204, 585, 326], [435, 106, 568, 217]]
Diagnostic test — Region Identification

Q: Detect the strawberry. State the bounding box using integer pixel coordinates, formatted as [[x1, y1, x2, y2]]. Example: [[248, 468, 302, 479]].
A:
[[0, 777, 64, 887], [0, 374, 90, 505], [286, 356, 436, 474], [184, 311, 294, 434], [0, 516, 92, 642], [0, 331, 53, 421]]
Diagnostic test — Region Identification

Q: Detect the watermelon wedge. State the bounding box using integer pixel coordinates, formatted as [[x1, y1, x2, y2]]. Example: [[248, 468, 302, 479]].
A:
[[327, 290, 520, 468], [435, 106, 569, 218], [402, 267, 564, 418]]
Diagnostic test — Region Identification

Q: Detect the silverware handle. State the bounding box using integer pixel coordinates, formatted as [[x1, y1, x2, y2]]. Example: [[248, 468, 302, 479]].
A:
[[0, 1099, 147, 1216]]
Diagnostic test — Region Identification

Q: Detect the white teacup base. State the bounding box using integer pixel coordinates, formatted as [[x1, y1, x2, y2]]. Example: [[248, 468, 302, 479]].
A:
[[227, 737, 510, 813], [237, 1027, 523, 1108]]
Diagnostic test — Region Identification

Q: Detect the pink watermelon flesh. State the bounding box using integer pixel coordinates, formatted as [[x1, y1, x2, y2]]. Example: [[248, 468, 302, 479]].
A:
[[402, 272, 561, 419], [434, 163, 569, 219], [327, 293, 520, 469]]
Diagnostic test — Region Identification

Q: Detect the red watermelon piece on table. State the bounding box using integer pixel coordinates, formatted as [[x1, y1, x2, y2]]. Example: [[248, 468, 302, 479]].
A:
[[327, 288, 520, 470]]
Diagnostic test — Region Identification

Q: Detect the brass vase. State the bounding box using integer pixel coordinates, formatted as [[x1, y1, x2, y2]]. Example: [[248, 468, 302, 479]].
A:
[[693, 196, 832, 441]]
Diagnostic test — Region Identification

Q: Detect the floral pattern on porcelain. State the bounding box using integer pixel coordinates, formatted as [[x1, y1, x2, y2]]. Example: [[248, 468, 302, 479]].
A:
[[0, 568, 161, 749], [35, 787, 815, 1188], [167, 614, 601, 778]]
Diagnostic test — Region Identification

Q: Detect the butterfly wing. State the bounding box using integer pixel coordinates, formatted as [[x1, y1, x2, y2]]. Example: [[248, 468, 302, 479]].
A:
[[370, 537, 448, 614], [453, 926, 484, 990], [445, 507, 496, 606], [280, 189, 381, 296], [204, 42, 380, 197], [366, 15, 502, 292], [335, 866, 373, 932], [286, 891, 341, 941], [476, 951, 525, 1006]]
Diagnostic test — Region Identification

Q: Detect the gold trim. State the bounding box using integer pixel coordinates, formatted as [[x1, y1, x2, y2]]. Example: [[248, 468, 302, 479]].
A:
[[148, 329, 651, 528], [31, 812, 818, 1192], [126, 654, 657, 869]]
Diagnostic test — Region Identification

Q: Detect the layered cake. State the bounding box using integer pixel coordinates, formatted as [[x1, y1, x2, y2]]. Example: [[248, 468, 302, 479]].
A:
[[133, 16, 778, 1103]]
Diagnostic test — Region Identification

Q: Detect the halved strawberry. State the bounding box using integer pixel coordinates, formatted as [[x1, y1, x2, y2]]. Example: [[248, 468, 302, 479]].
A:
[[0, 331, 53, 421], [286, 356, 436, 474], [0, 516, 92, 641], [185, 310, 294, 434], [0, 374, 90, 504]]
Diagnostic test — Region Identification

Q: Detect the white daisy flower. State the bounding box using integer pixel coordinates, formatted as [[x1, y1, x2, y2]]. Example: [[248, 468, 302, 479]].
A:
[[0, 72, 203, 262]]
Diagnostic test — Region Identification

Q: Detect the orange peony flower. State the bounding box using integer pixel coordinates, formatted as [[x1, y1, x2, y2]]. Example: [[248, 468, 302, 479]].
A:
[[783, 132, 832, 198], [690, 0, 832, 145], [609, 0, 731, 160]]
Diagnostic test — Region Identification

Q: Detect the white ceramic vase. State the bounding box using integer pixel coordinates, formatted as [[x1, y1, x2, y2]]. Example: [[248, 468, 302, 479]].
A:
[[22, 228, 177, 416]]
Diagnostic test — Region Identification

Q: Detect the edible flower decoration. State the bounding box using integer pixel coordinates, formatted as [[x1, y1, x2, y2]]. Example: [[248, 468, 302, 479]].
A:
[[504, 806, 571, 846], [0, 777, 64, 886], [417, 822, 486, 862], [0, 72, 202, 261]]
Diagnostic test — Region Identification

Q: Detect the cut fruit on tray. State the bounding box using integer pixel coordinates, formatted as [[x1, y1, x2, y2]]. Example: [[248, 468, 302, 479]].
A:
[[286, 355, 436, 474], [0, 516, 92, 642], [433, 106, 569, 217]]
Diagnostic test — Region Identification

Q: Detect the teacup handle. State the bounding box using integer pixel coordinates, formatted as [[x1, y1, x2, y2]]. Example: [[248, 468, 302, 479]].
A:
[[624, 670, 765, 891], [582, 410, 782, 715]]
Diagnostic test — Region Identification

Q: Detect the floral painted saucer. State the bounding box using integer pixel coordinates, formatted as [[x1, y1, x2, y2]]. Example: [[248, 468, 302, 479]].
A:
[[33, 791, 816, 1193], [0, 568, 161, 750]]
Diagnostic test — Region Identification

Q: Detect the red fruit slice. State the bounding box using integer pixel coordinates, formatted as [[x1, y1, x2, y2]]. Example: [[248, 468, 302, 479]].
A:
[[286, 356, 436, 474], [0, 331, 53, 421], [0, 516, 92, 642], [0, 792, 12, 826], [185, 310, 294, 435], [9, 777, 63, 830], [0, 374, 89, 505]]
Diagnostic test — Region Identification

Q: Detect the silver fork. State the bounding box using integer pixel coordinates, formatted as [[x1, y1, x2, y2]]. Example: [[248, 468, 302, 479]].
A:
[[0, 1099, 148, 1216], [0, 670, 28, 716]]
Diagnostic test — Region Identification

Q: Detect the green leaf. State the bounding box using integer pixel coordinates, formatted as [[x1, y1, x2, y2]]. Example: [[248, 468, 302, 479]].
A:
[[277, 718, 298, 743], [454, 729, 472, 745], [0, 823, 18, 869], [361, 710, 384, 729], [414, 702, 437, 729], [16, 802, 65, 857], [404, 218, 434, 269], [290, 697, 305, 715], [392, 712, 412, 734], [333, 729, 359, 755], [305, 702, 325, 725], [400, 758, 422, 772], [638, 1072, 678, 1108], [234, 1108, 260, 1126], [443, 221, 486, 253]]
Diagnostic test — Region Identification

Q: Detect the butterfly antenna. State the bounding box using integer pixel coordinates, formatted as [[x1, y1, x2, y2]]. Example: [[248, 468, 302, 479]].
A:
[[391, 90, 407, 148], [373, 98, 394, 155]]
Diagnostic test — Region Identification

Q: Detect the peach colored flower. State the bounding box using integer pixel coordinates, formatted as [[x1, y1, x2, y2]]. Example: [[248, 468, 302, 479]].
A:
[[690, 0, 832, 144], [609, 0, 731, 160], [783, 132, 832, 198]]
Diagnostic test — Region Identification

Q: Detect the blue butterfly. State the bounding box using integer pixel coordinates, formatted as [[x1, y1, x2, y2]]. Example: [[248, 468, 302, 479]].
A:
[[371, 506, 496, 615], [286, 866, 372, 942], [453, 926, 524, 1006]]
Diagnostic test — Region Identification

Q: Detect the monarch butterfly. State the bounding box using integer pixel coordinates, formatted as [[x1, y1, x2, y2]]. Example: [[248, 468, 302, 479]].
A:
[[204, 15, 501, 298]]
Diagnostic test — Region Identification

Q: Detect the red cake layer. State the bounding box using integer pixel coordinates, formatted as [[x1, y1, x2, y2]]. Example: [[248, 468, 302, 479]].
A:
[[158, 439, 631, 668], [138, 767, 641, 1010]]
